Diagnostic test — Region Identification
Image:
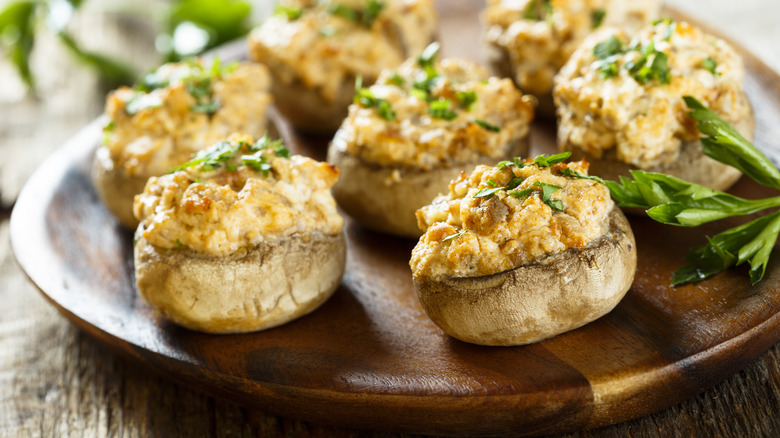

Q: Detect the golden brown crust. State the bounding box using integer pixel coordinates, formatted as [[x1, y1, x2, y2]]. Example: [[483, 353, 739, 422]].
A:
[[413, 207, 636, 346], [327, 135, 530, 238], [562, 104, 755, 192], [134, 231, 346, 333]]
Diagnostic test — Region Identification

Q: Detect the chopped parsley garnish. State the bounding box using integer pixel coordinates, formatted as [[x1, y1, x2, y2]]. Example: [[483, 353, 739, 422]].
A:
[[169, 135, 289, 173], [625, 41, 670, 85], [456, 90, 477, 110], [241, 152, 273, 176], [355, 86, 396, 121], [593, 35, 624, 79], [506, 176, 524, 190], [473, 187, 504, 198], [128, 58, 234, 116], [474, 119, 500, 132], [486, 178, 497, 187], [103, 120, 115, 132], [524, 0, 553, 21], [534, 181, 563, 211], [328, 0, 386, 28], [388, 72, 405, 86], [176, 239, 183, 249], [530, 152, 572, 168], [507, 187, 533, 198], [702, 57, 718, 75], [171, 140, 238, 172], [652, 18, 676, 41], [442, 229, 469, 242], [594, 35, 623, 59], [591, 9, 606, 29], [429, 98, 457, 120], [592, 35, 671, 85], [125, 93, 163, 115], [274, 4, 303, 20]]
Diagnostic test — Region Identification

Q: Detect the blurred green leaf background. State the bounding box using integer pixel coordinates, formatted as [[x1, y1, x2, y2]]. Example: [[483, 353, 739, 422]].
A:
[[0, 0, 255, 93]]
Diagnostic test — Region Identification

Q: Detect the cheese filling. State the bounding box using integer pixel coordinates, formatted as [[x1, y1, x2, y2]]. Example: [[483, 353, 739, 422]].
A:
[[554, 20, 750, 168], [333, 52, 535, 170], [134, 135, 343, 256], [410, 157, 613, 279]]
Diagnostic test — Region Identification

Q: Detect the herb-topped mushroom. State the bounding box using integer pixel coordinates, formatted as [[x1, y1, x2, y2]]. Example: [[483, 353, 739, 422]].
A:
[[483, 0, 659, 115], [93, 59, 272, 228], [553, 20, 754, 191], [327, 42, 536, 237], [411, 152, 636, 346], [247, 0, 437, 133], [133, 134, 345, 333]]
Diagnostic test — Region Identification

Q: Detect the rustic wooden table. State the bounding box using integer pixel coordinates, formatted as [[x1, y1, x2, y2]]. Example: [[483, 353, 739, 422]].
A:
[[2, 1, 780, 436]]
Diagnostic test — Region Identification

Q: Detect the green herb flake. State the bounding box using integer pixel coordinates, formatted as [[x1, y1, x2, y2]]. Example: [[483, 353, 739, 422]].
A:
[[508, 187, 534, 198], [591, 9, 606, 29], [593, 36, 624, 79], [534, 181, 563, 211], [506, 176, 524, 190], [625, 41, 670, 85], [702, 57, 718, 75], [524, 0, 552, 21], [176, 238, 183, 249], [473, 187, 504, 198], [442, 229, 468, 242], [388, 72, 405, 86], [486, 178, 497, 187], [328, 4, 359, 21], [191, 100, 221, 114], [474, 119, 500, 132], [125, 93, 163, 115], [496, 161, 514, 169], [274, 5, 303, 20], [456, 90, 477, 110], [355, 87, 396, 121], [328, 0, 385, 29], [429, 98, 457, 120], [594, 35, 624, 60], [362, 0, 386, 28], [241, 152, 273, 176], [417, 42, 440, 81]]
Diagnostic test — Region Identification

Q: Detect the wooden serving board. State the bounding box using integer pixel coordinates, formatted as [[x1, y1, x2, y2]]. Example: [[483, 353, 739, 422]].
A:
[[10, 3, 780, 437]]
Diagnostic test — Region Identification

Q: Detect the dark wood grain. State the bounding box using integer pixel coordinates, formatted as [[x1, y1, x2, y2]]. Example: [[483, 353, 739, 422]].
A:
[[7, 3, 780, 437]]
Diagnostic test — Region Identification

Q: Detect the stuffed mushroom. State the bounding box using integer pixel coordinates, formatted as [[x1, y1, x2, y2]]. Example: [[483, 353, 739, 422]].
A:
[[248, 0, 437, 133], [93, 59, 272, 228], [133, 135, 345, 333], [410, 153, 636, 346], [553, 20, 755, 191], [483, 0, 660, 115], [327, 43, 536, 237]]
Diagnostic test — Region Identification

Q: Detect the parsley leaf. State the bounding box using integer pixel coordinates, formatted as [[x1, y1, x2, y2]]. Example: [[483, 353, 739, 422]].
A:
[[429, 98, 457, 120], [274, 5, 303, 20], [534, 181, 563, 211], [473, 187, 504, 198], [457, 90, 477, 110], [473, 119, 500, 132], [170, 140, 238, 172], [702, 57, 718, 75], [591, 9, 606, 29], [329, 1, 385, 28], [595, 97, 780, 285], [442, 229, 469, 242], [355, 87, 396, 121]]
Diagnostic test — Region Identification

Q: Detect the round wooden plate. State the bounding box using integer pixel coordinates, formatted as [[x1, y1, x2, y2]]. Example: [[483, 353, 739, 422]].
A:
[[11, 4, 780, 437]]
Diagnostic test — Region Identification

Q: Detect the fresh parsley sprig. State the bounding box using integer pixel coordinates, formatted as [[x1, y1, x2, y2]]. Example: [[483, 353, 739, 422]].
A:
[[563, 96, 780, 285], [169, 135, 290, 173]]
